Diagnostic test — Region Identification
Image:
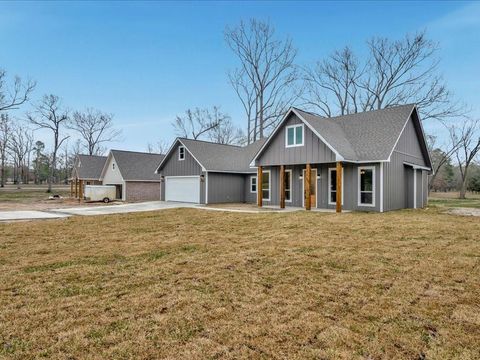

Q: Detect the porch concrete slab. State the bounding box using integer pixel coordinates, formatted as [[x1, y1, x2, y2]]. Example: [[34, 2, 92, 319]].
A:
[[203, 206, 301, 214], [51, 201, 200, 216], [0, 210, 70, 221]]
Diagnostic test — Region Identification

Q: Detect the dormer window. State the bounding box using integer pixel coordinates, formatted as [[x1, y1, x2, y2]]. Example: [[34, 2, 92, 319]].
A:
[[178, 146, 185, 160], [285, 124, 304, 147]]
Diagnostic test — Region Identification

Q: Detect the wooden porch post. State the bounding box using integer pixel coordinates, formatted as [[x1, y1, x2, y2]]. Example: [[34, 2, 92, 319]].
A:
[[336, 161, 342, 213], [280, 165, 285, 209], [305, 163, 311, 211], [79, 180, 83, 201], [75, 178, 78, 198], [257, 166, 263, 207], [70, 180, 73, 197]]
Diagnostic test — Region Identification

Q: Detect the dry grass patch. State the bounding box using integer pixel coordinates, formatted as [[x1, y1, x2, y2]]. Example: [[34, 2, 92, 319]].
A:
[[0, 208, 479, 359]]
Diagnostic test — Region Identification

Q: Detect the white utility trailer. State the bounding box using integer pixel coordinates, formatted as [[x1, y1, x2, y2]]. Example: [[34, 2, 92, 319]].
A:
[[84, 185, 117, 203]]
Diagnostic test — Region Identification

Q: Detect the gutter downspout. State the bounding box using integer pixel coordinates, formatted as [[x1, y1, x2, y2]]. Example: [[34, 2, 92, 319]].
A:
[[205, 171, 208, 205]]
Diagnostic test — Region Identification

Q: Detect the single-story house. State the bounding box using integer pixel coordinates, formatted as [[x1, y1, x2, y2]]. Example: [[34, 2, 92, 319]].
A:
[[70, 154, 107, 198], [156, 104, 431, 212], [155, 138, 266, 204], [100, 150, 165, 201], [251, 104, 432, 212]]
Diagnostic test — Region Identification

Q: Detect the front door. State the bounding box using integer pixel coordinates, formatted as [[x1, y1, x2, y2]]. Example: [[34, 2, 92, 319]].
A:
[[303, 168, 317, 208]]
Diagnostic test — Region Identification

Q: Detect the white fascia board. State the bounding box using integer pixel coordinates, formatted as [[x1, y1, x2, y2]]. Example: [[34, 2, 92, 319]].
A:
[[252, 107, 346, 164], [124, 179, 161, 182], [155, 139, 179, 173], [156, 138, 206, 173], [180, 140, 207, 171], [291, 108, 345, 161], [386, 105, 432, 169], [250, 108, 297, 164], [386, 107, 414, 162], [205, 170, 257, 174], [99, 152, 123, 181], [403, 162, 431, 171]]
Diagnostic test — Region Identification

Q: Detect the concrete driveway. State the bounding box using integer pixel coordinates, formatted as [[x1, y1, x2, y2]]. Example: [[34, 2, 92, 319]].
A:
[[0, 201, 199, 221], [0, 210, 70, 221], [51, 201, 200, 216]]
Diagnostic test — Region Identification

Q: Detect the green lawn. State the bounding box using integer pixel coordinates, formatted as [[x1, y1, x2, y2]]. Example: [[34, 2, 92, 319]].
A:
[[429, 192, 480, 209]]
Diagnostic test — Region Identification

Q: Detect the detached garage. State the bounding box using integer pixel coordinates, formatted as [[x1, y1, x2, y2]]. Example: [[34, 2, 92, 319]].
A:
[[100, 150, 165, 202], [165, 176, 201, 203]]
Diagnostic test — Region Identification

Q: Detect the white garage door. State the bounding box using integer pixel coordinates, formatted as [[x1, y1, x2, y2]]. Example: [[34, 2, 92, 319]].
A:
[[165, 176, 201, 203]]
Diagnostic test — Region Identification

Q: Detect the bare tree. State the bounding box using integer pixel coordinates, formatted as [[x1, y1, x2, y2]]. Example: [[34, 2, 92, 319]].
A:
[[8, 123, 34, 186], [0, 70, 36, 112], [146, 140, 170, 154], [303, 31, 466, 122], [172, 106, 227, 140], [225, 19, 298, 142], [302, 47, 363, 117], [27, 95, 70, 192], [452, 118, 480, 199], [0, 113, 12, 187], [427, 132, 462, 193], [208, 117, 246, 145], [69, 108, 121, 155], [228, 68, 256, 143]]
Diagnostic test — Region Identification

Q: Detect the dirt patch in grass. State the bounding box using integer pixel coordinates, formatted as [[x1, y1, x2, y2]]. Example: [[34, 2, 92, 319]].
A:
[[0, 208, 479, 359], [447, 208, 480, 217], [0, 187, 121, 211]]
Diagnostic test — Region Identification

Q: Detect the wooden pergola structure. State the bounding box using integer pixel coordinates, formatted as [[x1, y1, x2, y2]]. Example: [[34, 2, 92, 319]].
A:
[[257, 162, 343, 213], [69, 177, 83, 201]]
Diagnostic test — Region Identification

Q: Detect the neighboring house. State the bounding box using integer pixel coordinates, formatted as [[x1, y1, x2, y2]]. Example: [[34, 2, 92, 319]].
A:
[[251, 104, 432, 212], [155, 138, 266, 204], [71, 154, 107, 185], [100, 150, 165, 201], [70, 155, 107, 198]]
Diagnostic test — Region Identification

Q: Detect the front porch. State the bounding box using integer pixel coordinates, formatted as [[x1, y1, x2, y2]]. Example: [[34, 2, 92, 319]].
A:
[[256, 162, 344, 212], [204, 203, 349, 213]]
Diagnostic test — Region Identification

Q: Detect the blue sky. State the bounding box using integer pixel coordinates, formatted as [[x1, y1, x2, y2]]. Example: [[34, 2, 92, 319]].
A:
[[1, 1, 479, 152]]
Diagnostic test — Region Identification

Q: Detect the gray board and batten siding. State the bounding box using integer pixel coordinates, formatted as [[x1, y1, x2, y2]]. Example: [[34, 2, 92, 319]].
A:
[[254, 106, 431, 212], [158, 139, 256, 204], [255, 113, 337, 167]]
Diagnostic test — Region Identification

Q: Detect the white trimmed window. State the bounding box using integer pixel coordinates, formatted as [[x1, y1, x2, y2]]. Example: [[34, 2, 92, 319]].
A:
[[285, 169, 292, 202], [262, 170, 271, 201], [358, 166, 375, 207], [285, 124, 304, 147], [178, 146, 185, 160], [328, 168, 344, 205], [250, 176, 257, 193]]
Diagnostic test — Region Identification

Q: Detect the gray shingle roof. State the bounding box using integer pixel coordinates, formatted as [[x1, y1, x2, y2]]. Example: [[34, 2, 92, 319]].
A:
[[74, 155, 107, 180], [165, 138, 267, 173], [294, 104, 417, 161], [111, 150, 164, 181]]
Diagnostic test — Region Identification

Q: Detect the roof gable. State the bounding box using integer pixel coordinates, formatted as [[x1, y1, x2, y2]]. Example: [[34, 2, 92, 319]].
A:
[[111, 150, 164, 181], [251, 108, 346, 164], [101, 150, 164, 181], [73, 155, 107, 180], [388, 107, 432, 169], [157, 138, 266, 173], [253, 104, 427, 164], [155, 139, 205, 173]]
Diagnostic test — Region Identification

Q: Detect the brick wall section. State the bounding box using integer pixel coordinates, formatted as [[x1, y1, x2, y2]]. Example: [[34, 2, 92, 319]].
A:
[[125, 181, 161, 202]]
